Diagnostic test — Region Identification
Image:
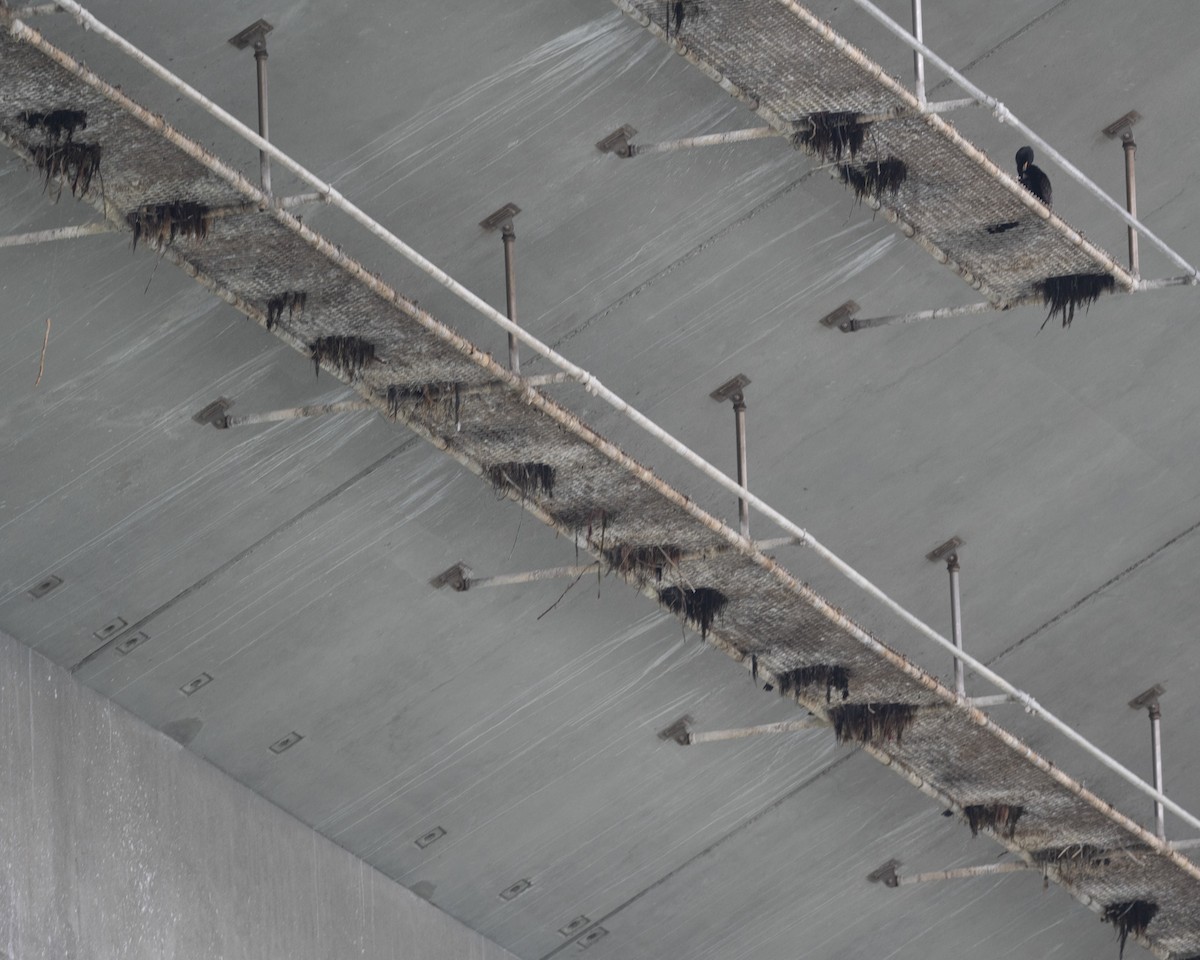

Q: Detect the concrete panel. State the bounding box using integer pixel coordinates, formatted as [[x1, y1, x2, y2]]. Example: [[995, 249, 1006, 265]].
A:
[[0, 629, 517, 960]]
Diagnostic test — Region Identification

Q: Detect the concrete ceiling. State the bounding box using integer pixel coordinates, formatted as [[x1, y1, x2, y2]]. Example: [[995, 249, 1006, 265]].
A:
[[2, 1, 1199, 958]]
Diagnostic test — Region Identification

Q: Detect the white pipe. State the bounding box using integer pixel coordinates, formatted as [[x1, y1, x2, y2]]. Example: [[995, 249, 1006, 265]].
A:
[[687, 718, 827, 744], [909, 0, 925, 105], [467, 564, 597, 589], [29, 2, 1200, 837], [897, 861, 1031, 885], [842, 0, 1200, 281], [0, 221, 117, 246], [630, 126, 781, 155]]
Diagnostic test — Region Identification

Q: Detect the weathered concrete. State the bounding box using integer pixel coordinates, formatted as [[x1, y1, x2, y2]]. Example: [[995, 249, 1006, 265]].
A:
[[0, 629, 517, 960]]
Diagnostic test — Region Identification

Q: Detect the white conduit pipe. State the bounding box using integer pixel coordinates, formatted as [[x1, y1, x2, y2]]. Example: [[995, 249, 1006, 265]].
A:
[[33, 1, 1200, 836], [843, 0, 1200, 283]]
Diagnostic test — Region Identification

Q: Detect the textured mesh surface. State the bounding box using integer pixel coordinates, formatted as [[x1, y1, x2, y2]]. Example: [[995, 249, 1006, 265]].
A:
[[1, 12, 1196, 955]]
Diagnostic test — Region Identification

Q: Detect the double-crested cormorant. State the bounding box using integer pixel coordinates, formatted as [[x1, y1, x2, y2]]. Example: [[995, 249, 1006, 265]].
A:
[[1016, 146, 1052, 209]]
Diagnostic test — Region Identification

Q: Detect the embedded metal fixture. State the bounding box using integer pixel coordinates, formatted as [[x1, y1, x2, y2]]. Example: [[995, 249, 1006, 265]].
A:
[[657, 715, 692, 745], [867, 858, 901, 887], [179, 672, 213, 696], [498, 878, 532, 901], [595, 124, 637, 157], [710, 374, 751, 538], [480, 203, 522, 374], [559, 916, 591, 938], [228, 19, 274, 193], [268, 731, 303, 754], [925, 536, 962, 563], [946, 551, 965, 697], [1102, 110, 1142, 139], [414, 826, 447, 850], [192, 396, 233, 427], [429, 562, 471, 591], [93, 616, 128, 641], [576, 927, 608, 949], [114, 631, 149, 655], [819, 299, 859, 329], [27, 573, 63, 599], [1130, 684, 1166, 840]]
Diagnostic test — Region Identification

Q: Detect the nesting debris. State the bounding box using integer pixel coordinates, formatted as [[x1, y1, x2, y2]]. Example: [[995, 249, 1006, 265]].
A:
[[1038, 273, 1116, 329], [386, 382, 462, 425], [1103, 901, 1158, 959], [265, 291, 306, 331], [828, 703, 918, 746], [127, 201, 212, 250], [775, 664, 850, 703], [308, 335, 376, 379], [658, 586, 727, 640], [963, 803, 1024, 839], [791, 111, 868, 162], [986, 221, 1020, 234], [1031, 845, 1113, 882], [486, 461, 556, 500], [31, 140, 101, 200], [22, 108, 88, 141], [604, 544, 683, 584], [838, 159, 908, 204]]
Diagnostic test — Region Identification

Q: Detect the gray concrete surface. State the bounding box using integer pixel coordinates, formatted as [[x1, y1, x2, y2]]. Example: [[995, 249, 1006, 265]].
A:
[[0, 628, 518, 960]]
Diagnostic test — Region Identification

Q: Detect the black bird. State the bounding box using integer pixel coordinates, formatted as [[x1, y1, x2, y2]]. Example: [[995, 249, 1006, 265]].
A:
[[1016, 146, 1052, 209]]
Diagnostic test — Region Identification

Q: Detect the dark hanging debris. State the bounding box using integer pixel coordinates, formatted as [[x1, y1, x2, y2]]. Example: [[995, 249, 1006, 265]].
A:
[[308, 335, 376, 379], [265, 291, 306, 331], [775, 664, 851, 703], [658, 586, 727, 640], [1038, 273, 1116, 329], [1103, 900, 1158, 960], [837, 159, 908, 204], [604, 544, 683, 584], [23, 108, 88, 141], [828, 703, 918, 746], [31, 141, 101, 200], [986, 221, 1020, 234], [386, 382, 462, 424], [963, 803, 1024, 839], [486, 461, 556, 500], [792, 111, 868, 162], [1031, 845, 1113, 881], [127, 202, 212, 250]]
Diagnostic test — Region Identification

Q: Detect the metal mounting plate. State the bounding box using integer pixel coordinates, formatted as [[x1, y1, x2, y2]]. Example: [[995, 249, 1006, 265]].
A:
[[1129, 683, 1165, 710], [820, 299, 860, 329], [709, 373, 751, 402], [228, 19, 274, 50], [926, 536, 963, 563], [1102, 110, 1141, 139], [596, 124, 637, 157], [479, 203, 522, 231]]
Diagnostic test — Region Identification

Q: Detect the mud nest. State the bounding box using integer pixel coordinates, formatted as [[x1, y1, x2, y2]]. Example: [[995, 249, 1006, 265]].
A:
[[828, 702, 918, 746], [486, 461, 556, 500], [386, 382, 462, 425], [837, 159, 908, 203], [31, 139, 101, 200], [658, 586, 727, 640], [265, 291, 307, 331], [791, 111, 868, 162], [1038, 273, 1116, 329], [127, 201, 212, 250], [1103, 900, 1158, 959], [963, 803, 1024, 839], [604, 544, 683, 584], [775, 664, 850, 703], [308, 335, 376, 379]]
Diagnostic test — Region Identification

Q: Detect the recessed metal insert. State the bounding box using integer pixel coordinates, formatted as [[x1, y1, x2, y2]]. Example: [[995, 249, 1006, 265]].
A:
[[27, 574, 63, 599], [269, 731, 304, 754], [192, 396, 232, 428], [498, 878, 532, 901], [227, 18, 273, 51], [430, 562, 471, 591], [93, 616, 128, 641], [479, 203, 521, 232], [709, 373, 751, 403], [179, 672, 213, 696], [415, 826, 447, 849], [820, 299, 860, 329], [657, 714, 692, 745], [576, 926, 608, 949], [1102, 110, 1141, 139], [1129, 683, 1165, 711], [559, 916, 591, 938], [867, 858, 901, 887], [925, 536, 963, 563], [596, 124, 636, 157], [114, 631, 149, 655]]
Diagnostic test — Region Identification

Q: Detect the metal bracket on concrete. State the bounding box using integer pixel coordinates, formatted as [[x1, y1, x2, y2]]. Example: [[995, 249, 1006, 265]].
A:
[[228, 18, 274, 194], [480, 203, 522, 374], [430, 561, 597, 592], [192, 396, 234, 428], [1129, 683, 1167, 840], [819, 300, 859, 329], [595, 124, 637, 158], [710, 374, 751, 538]]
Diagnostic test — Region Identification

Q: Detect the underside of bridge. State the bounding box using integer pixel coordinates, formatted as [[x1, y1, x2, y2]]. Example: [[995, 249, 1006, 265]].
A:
[[2, 1, 1199, 958]]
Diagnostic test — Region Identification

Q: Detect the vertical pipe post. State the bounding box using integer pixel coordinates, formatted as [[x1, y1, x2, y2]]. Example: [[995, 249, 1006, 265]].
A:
[[502, 222, 519, 375], [1123, 134, 1139, 276], [947, 553, 965, 697], [227, 20, 274, 195], [910, 0, 926, 105], [733, 391, 749, 538], [1150, 702, 1165, 840]]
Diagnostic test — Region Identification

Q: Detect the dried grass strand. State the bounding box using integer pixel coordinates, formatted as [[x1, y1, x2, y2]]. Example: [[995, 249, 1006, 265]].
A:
[[308, 335, 375, 379], [791, 111, 868, 162], [828, 702, 918, 746], [963, 803, 1024, 838], [1102, 900, 1158, 959], [127, 201, 211, 250], [837, 159, 908, 203], [775, 664, 851, 703], [486, 461, 556, 500], [1038, 273, 1116, 329], [658, 585, 727, 639]]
